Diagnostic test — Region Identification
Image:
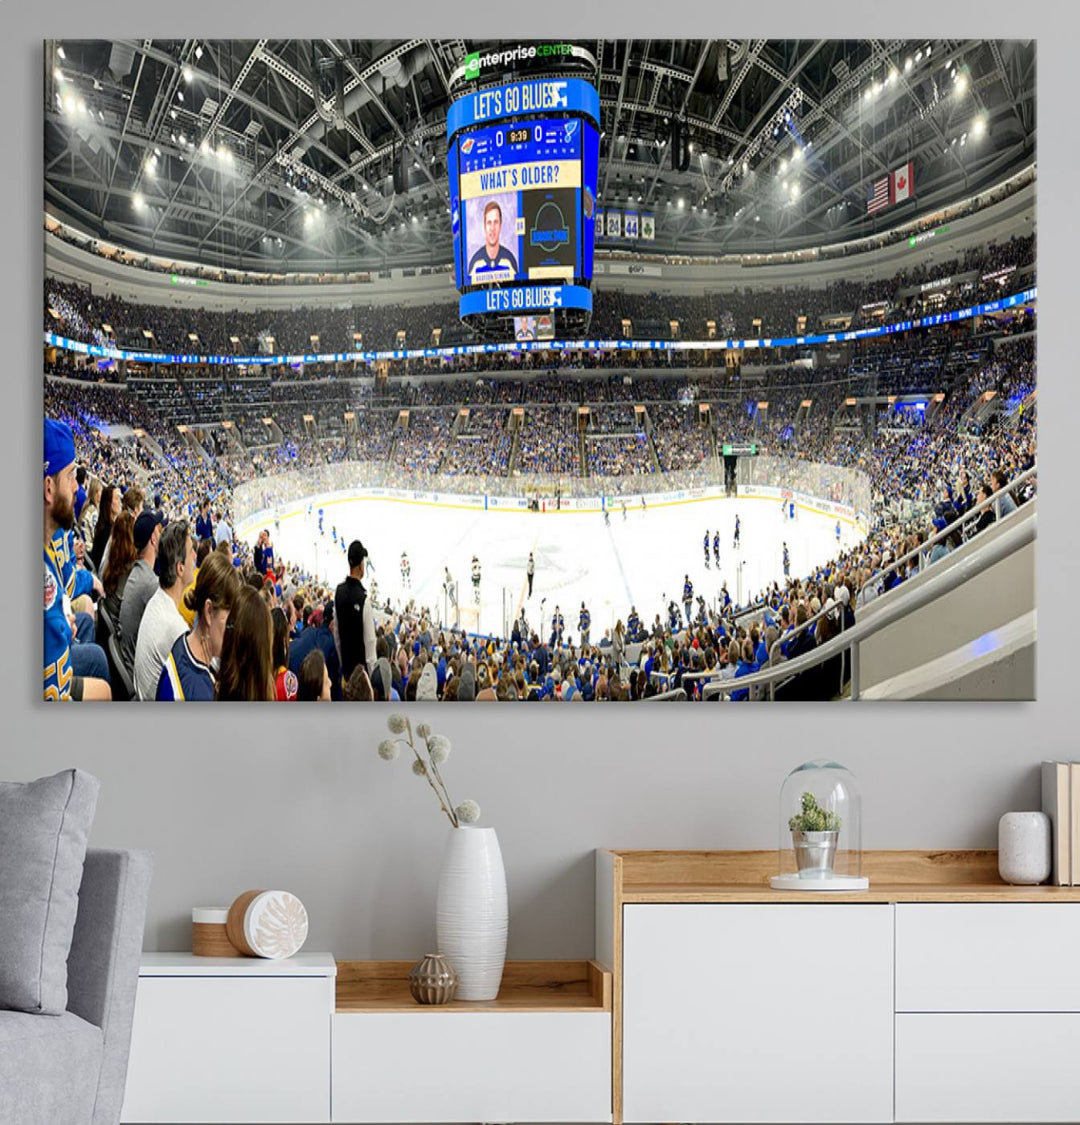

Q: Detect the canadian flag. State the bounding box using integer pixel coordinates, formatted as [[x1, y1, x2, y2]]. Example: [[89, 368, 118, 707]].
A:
[[892, 161, 915, 204]]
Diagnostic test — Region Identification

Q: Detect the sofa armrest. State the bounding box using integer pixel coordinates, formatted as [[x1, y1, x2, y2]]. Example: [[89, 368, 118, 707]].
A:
[[66, 848, 153, 1125]]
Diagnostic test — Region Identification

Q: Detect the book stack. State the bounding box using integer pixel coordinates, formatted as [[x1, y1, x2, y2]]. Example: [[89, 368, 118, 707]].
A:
[[1041, 761, 1080, 885]]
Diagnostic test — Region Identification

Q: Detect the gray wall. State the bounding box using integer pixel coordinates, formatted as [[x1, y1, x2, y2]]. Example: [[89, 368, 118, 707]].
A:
[[9, 6, 1078, 962]]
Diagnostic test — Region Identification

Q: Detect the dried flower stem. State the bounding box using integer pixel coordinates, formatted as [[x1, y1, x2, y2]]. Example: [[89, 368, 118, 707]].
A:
[[423, 734, 459, 828], [401, 718, 458, 827]]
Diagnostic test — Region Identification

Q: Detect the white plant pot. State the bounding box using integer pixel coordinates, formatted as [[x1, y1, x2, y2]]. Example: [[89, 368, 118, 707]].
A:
[[435, 826, 508, 1001]]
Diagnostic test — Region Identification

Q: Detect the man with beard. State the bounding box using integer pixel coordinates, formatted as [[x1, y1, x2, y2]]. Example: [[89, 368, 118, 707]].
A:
[[44, 419, 110, 701]]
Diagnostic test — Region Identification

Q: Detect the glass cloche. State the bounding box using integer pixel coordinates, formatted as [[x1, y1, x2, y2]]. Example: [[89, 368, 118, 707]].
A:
[[771, 760, 868, 891]]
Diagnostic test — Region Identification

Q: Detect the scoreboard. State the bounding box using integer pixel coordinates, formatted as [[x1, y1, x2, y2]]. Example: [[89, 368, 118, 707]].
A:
[[447, 76, 600, 335]]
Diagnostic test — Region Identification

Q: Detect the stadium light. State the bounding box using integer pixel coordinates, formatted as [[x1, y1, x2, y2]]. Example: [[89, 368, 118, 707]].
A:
[[925, 44, 932, 58], [177, 90, 184, 103], [54, 67, 63, 82], [973, 115, 987, 138], [780, 158, 788, 172], [171, 109, 178, 120], [955, 72, 968, 94], [57, 45, 65, 59], [743, 160, 749, 174], [133, 192, 145, 211], [183, 66, 194, 83], [792, 184, 800, 199], [915, 50, 923, 63], [195, 45, 203, 60], [677, 198, 684, 209], [782, 179, 788, 190], [905, 57, 913, 72], [864, 87, 872, 103], [793, 148, 803, 162], [888, 68, 898, 85]]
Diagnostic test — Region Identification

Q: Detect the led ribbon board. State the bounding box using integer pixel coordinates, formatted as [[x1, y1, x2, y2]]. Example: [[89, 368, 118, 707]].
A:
[[44, 287, 1036, 366]]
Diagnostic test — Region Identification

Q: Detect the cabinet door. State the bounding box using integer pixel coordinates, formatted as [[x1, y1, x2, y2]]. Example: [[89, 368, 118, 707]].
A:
[[121, 976, 331, 1123], [622, 904, 893, 1124]]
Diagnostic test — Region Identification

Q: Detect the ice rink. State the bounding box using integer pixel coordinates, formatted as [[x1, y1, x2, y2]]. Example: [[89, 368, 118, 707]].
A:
[[242, 493, 864, 640]]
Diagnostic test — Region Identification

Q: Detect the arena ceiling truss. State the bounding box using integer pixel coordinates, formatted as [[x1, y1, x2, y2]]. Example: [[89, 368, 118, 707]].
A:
[[44, 38, 1035, 274]]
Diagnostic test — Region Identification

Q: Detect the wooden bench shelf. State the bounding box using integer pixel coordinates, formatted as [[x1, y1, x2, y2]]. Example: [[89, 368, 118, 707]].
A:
[[335, 958, 611, 1013]]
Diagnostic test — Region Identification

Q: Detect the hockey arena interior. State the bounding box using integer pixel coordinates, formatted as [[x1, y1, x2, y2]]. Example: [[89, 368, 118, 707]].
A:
[[42, 39, 1036, 702]]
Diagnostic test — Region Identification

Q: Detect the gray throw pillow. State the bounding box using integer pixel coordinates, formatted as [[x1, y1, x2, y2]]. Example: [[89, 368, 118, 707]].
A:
[[0, 769, 99, 1014]]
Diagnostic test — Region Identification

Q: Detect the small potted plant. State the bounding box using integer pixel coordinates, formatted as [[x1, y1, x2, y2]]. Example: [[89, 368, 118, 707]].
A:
[[788, 792, 842, 877]]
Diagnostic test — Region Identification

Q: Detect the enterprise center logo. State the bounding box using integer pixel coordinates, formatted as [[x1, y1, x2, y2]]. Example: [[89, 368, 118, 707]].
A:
[[452, 43, 596, 85]]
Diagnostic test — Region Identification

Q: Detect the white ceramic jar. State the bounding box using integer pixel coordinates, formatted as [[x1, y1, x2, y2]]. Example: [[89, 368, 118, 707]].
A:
[[998, 811, 1052, 885]]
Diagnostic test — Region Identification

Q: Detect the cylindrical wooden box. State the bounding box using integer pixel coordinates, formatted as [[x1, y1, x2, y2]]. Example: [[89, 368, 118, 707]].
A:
[[192, 907, 238, 957], [226, 889, 309, 959]]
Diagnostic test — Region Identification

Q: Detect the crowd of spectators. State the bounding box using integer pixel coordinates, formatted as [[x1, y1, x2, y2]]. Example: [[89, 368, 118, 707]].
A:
[[44, 233, 1034, 360]]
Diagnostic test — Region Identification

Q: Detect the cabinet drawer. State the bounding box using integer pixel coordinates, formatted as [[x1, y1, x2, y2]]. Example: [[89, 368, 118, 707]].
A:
[[121, 976, 331, 1123], [332, 1011, 611, 1123], [896, 904, 1080, 1011], [896, 1013, 1080, 1122]]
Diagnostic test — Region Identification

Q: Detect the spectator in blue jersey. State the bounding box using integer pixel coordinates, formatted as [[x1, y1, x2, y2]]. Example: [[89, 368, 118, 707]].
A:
[[195, 497, 214, 543], [579, 603, 591, 648], [682, 576, 694, 627], [288, 601, 343, 701], [467, 201, 518, 283], [74, 465, 88, 524], [44, 418, 110, 701], [730, 638, 760, 702], [157, 550, 240, 701]]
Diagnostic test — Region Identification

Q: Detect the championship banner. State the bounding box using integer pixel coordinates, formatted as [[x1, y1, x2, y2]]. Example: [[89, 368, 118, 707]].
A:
[[606, 211, 622, 237], [641, 214, 655, 240], [595, 209, 604, 238], [624, 211, 639, 239]]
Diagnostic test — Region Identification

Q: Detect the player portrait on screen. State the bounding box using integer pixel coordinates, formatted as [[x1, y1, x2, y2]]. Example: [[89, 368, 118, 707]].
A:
[[466, 195, 519, 285]]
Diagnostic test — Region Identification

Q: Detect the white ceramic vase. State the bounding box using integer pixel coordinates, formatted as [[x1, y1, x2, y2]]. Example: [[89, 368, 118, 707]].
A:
[[435, 825, 508, 1001], [998, 811, 1051, 885]]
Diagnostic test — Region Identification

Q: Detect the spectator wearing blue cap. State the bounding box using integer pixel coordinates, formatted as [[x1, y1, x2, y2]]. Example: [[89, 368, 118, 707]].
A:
[[44, 418, 110, 701]]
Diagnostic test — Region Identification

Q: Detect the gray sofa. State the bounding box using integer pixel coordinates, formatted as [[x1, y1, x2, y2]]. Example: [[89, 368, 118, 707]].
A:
[[0, 848, 153, 1125]]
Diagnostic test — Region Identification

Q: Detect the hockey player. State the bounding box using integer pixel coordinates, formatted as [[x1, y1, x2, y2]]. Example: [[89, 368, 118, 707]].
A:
[[401, 550, 411, 589], [732, 513, 741, 550], [331, 525, 337, 546], [783, 542, 790, 579], [703, 529, 711, 568], [640, 494, 647, 512], [621, 500, 628, 521], [603, 506, 611, 527], [526, 552, 535, 598], [713, 529, 720, 568], [471, 555, 481, 603], [318, 508, 324, 536], [720, 581, 732, 613], [579, 602, 591, 648], [836, 519, 842, 545], [682, 574, 694, 627]]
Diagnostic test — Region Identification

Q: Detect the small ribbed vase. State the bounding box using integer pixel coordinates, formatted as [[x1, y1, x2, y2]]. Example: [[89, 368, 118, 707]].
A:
[[435, 826, 508, 1001], [408, 953, 458, 1005]]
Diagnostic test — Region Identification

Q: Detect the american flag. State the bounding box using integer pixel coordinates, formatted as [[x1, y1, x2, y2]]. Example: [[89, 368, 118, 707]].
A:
[[867, 175, 890, 214]]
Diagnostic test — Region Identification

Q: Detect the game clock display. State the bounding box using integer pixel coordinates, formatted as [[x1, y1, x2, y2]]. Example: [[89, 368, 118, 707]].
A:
[[451, 117, 599, 290]]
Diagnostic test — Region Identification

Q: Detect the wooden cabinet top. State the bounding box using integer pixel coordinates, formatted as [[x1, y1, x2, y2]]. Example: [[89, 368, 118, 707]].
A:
[[600, 850, 1080, 903]]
